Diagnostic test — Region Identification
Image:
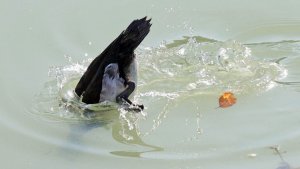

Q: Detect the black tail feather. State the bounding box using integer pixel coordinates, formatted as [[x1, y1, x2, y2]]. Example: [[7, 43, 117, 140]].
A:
[[119, 17, 152, 55], [75, 17, 152, 104]]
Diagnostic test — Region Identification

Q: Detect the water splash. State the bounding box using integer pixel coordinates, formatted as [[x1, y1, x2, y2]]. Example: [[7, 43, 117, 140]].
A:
[[32, 36, 288, 136], [137, 37, 287, 97]]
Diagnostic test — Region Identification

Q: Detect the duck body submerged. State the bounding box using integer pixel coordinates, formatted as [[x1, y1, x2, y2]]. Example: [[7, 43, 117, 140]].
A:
[[74, 17, 151, 109]]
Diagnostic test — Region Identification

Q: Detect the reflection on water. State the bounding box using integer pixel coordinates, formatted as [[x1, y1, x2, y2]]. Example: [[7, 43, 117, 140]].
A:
[[110, 109, 163, 157], [269, 146, 300, 169], [63, 109, 163, 158]]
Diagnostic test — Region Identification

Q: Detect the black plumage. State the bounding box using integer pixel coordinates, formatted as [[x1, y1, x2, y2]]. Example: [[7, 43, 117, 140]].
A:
[[75, 17, 151, 106]]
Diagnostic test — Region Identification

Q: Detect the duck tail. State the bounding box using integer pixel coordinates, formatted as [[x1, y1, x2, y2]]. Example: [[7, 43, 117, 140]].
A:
[[118, 16, 152, 54], [74, 17, 151, 104]]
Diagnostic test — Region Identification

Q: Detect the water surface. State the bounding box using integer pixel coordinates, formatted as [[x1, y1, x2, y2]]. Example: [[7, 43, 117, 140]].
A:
[[1, 0, 300, 169]]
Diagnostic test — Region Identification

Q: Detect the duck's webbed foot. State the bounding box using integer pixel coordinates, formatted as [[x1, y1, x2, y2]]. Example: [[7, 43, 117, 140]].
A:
[[117, 81, 144, 110]]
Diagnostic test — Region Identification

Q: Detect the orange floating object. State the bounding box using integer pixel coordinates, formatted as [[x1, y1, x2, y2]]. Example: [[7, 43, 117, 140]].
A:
[[219, 92, 237, 108]]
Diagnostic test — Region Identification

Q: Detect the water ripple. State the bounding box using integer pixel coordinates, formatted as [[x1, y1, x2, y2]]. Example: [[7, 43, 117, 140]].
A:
[[31, 36, 291, 144]]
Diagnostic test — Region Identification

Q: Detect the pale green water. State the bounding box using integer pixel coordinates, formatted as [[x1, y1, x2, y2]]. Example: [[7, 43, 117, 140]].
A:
[[1, 0, 300, 169]]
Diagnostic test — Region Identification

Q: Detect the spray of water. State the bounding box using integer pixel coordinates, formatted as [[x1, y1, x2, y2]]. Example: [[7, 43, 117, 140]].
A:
[[31, 37, 288, 140]]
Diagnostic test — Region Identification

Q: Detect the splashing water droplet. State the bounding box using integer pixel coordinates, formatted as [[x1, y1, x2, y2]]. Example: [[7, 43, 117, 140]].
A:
[[33, 36, 288, 123]]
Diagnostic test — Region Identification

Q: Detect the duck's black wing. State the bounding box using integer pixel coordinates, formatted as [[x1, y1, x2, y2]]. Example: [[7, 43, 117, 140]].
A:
[[75, 17, 151, 104]]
